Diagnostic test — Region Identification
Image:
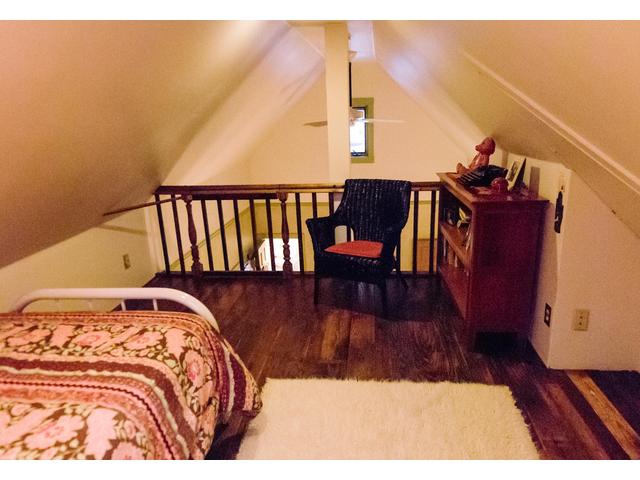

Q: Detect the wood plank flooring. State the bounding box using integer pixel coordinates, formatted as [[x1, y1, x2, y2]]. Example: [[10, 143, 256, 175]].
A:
[[145, 275, 640, 460]]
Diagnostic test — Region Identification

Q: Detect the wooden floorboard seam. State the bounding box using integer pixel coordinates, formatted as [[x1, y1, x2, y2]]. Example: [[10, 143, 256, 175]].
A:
[[567, 370, 640, 459]]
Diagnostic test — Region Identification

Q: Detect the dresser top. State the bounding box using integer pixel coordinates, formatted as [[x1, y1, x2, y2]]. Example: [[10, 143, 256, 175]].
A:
[[438, 172, 549, 209]]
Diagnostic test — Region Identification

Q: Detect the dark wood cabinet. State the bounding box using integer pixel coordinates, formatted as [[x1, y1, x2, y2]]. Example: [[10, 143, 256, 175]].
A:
[[436, 172, 548, 348]]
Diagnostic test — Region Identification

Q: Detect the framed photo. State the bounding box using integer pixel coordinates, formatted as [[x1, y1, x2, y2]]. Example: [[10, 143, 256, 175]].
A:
[[506, 158, 527, 191]]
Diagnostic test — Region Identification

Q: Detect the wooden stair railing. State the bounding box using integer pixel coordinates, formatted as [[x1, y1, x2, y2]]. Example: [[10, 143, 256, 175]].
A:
[[105, 182, 441, 278]]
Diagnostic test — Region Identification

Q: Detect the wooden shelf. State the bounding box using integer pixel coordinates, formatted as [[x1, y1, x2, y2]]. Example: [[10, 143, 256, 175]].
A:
[[437, 172, 549, 208], [439, 221, 470, 267], [436, 171, 549, 349], [438, 264, 468, 319]]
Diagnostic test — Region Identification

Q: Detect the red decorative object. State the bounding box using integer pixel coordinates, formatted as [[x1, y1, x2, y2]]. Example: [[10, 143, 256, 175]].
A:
[[456, 137, 496, 174], [491, 177, 509, 193], [325, 240, 383, 258]]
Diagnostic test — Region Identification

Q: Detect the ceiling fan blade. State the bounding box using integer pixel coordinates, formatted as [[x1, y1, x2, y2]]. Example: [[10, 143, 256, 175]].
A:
[[360, 118, 405, 124], [305, 56, 403, 128]]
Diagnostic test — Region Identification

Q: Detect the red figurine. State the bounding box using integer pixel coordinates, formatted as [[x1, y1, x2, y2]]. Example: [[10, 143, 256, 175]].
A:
[[456, 137, 496, 174], [490, 177, 509, 193]]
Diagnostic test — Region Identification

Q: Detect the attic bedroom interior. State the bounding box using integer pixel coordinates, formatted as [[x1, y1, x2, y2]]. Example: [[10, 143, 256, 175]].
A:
[[1, 16, 640, 464]]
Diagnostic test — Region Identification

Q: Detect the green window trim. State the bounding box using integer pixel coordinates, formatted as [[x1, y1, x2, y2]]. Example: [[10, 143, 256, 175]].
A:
[[351, 97, 374, 164]]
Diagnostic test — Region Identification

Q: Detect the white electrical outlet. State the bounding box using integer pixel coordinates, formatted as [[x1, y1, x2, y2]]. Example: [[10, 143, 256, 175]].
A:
[[573, 309, 589, 331]]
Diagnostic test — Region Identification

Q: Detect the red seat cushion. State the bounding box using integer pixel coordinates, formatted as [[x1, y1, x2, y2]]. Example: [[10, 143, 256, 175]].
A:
[[324, 240, 383, 259]]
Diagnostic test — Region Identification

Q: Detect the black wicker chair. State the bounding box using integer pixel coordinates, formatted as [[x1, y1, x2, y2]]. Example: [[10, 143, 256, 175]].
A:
[[306, 179, 412, 317]]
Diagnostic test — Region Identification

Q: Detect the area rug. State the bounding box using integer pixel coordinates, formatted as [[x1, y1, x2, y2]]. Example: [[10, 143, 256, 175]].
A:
[[236, 378, 539, 460]]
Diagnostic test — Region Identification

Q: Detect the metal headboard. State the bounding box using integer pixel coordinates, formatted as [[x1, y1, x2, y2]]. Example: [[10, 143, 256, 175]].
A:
[[12, 287, 219, 332]]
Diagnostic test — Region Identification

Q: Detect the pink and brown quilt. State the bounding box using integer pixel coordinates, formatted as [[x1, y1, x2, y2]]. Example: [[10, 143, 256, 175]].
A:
[[0, 311, 261, 459]]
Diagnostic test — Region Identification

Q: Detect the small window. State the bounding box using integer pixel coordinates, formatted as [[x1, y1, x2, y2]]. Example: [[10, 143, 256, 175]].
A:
[[350, 97, 374, 163]]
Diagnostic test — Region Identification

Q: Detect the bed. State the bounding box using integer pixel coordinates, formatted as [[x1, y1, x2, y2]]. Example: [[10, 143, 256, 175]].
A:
[[0, 288, 261, 460]]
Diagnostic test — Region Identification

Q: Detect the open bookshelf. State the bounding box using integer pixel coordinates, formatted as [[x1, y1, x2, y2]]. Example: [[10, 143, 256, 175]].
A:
[[436, 172, 548, 349], [439, 221, 470, 267]]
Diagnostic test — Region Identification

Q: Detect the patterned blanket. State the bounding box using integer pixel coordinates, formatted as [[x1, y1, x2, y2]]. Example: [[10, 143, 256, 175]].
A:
[[0, 311, 261, 459]]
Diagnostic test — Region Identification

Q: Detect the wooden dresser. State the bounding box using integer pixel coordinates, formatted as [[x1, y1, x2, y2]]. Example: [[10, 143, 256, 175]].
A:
[[436, 172, 549, 348]]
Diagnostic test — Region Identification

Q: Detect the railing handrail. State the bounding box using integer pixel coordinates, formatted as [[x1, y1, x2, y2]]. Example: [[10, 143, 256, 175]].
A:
[[106, 182, 441, 216], [104, 195, 184, 216], [155, 181, 440, 196]]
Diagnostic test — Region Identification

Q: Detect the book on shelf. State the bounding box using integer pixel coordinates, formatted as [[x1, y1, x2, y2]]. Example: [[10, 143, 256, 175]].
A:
[[456, 207, 471, 229], [462, 227, 472, 249]]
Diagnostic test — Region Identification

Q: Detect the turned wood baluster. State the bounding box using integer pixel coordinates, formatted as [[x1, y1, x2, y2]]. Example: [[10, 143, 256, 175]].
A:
[[184, 195, 203, 276], [278, 191, 293, 277]]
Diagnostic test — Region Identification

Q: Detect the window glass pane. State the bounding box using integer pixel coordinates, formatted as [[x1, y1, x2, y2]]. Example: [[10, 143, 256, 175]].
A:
[[350, 121, 366, 154], [350, 108, 367, 155]]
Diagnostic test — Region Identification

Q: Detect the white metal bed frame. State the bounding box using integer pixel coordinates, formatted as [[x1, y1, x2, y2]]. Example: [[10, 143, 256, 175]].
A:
[[12, 288, 219, 332]]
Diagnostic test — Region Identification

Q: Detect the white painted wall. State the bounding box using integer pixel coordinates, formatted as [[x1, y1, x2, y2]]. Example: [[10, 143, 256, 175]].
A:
[[0, 209, 155, 312], [349, 61, 467, 180], [549, 173, 640, 370], [512, 153, 640, 370], [516, 154, 571, 365], [373, 22, 488, 160], [246, 77, 329, 183]]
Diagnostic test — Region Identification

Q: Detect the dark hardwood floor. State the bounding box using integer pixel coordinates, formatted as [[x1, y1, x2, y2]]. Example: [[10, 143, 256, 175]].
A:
[[145, 275, 640, 460]]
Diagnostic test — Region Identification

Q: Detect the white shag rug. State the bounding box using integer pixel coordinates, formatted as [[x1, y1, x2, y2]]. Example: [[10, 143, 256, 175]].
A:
[[237, 378, 539, 460]]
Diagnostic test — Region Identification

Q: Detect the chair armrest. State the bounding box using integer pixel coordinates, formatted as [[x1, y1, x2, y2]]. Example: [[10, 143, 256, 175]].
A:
[[306, 216, 341, 252]]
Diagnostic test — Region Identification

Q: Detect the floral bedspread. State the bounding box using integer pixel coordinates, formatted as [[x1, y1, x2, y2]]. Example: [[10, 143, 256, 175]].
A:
[[0, 311, 261, 459]]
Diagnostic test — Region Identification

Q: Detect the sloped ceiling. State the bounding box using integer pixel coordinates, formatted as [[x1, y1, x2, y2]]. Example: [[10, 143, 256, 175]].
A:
[[373, 20, 640, 237], [0, 20, 288, 268], [164, 27, 323, 185], [3, 20, 639, 270]]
